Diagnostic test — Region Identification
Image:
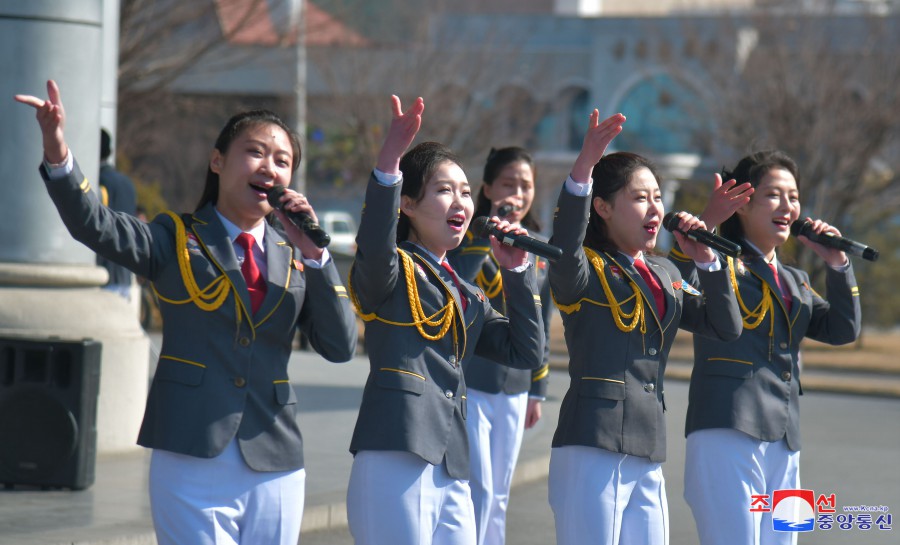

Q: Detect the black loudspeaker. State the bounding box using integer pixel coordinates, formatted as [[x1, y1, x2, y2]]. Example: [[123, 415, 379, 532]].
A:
[[0, 337, 101, 490]]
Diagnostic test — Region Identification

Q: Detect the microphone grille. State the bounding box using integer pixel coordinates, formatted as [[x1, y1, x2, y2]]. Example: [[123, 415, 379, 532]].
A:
[[661, 212, 680, 232], [471, 216, 492, 237], [789, 219, 809, 237], [265, 184, 286, 208]]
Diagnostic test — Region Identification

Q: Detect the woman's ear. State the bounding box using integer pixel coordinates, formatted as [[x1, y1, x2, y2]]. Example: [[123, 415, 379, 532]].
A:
[[593, 196, 612, 220], [400, 194, 416, 218], [210, 150, 223, 174]]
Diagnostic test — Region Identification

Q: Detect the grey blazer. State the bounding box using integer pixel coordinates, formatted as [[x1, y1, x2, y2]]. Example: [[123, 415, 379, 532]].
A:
[[669, 247, 861, 451], [548, 185, 742, 462], [348, 174, 545, 480], [448, 230, 551, 397], [42, 159, 358, 471]]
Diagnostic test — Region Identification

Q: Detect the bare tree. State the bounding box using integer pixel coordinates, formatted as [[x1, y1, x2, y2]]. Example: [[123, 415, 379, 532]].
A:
[[688, 8, 900, 324], [303, 0, 554, 193]]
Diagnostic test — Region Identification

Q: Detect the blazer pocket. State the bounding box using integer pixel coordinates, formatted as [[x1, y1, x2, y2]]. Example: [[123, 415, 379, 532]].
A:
[[156, 356, 205, 386], [578, 378, 626, 400], [376, 368, 426, 395], [274, 381, 297, 405], [702, 357, 753, 379]]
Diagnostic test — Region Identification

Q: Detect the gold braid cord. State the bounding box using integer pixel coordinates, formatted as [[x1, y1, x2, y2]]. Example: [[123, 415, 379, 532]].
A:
[[348, 250, 458, 345], [476, 265, 503, 300], [553, 247, 646, 334], [153, 211, 241, 320], [727, 256, 775, 338]]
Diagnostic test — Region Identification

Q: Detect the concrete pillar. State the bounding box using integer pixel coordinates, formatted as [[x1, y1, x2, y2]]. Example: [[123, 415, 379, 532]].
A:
[[0, 0, 149, 454]]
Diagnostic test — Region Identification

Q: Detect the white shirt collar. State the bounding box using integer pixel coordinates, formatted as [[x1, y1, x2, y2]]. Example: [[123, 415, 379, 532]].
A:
[[742, 238, 779, 269], [215, 208, 266, 251]]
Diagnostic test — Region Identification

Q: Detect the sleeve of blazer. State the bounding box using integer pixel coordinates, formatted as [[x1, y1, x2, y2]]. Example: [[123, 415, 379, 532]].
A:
[[41, 157, 167, 280], [448, 231, 492, 281], [529, 261, 552, 398], [297, 261, 358, 362], [548, 182, 592, 305], [472, 267, 544, 370], [350, 173, 401, 312], [800, 264, 861, 345], [668, 247, 743, 342]]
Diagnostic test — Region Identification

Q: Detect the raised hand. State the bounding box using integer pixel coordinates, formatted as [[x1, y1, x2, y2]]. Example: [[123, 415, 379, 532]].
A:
[[571, 110, 626, 183], [376, 95, 425, 175], [699, 173, 753, 228], [14, 80, 69, 164]]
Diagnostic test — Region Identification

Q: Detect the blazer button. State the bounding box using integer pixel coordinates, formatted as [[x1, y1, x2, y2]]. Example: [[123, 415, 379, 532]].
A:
[[444, 389, 454, 399], [781, 371, 792, 381], [234, 377, 247, 388], [779, 342, 788, 350], [648, 348, 658, 356], [448, 355, 457, 367], [239, 337, 251, 347], [644, 383, 656, 393]]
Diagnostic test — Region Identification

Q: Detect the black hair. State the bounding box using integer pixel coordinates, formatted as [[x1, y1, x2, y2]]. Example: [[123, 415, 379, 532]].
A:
[[583, 152, 662, 252], [195, 109, 302, 212], [719, 150, 800, 244], [474, 146, 541, 232], [100, 128, 112, 162], [397, 141, 462, 242]]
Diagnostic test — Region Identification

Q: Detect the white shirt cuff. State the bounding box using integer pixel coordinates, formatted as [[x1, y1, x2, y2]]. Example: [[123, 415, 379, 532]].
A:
[[301, 248, 331, 269], [44, 152, 74, 179], [373, 168, 402, 186], [695, 258, 722, 272], [564, 175, 592, 197]]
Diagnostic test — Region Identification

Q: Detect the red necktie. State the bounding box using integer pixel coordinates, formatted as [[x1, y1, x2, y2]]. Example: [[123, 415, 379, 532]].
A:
[[634, 258, 666, 316], [236, 233, 267, 313], [441, 261, 468, 311], [768, 263, 792, 313]]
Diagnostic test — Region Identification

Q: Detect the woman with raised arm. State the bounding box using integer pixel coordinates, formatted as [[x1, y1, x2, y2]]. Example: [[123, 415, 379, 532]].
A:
[[547, 110, 742, 545], [345, 96, 544, 545], [670, 150, 862, 545], [16, 80, 358, 545]]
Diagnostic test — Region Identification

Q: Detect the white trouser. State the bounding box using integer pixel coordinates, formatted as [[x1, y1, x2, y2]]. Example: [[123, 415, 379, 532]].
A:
[[149, 439, 306, 545], [466, 389, 529, 545], [549, 445, 669, 545], [684, 428, 801, 545], [347, 450, 477, 545]]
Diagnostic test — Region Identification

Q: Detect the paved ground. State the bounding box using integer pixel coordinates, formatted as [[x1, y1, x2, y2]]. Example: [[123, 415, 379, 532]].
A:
[[1, 329, 898, 545]]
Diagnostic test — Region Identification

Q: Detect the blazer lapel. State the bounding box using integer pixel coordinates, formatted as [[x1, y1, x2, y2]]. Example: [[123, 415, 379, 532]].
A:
[[779, 266, 801, 320], [402, 243, 467, 322], [617, 254, 663, 329], [746, 257, 790, 320], [191, 205, 252, 317], [648, 259, 677, 328], [257, 224, 293, 319]]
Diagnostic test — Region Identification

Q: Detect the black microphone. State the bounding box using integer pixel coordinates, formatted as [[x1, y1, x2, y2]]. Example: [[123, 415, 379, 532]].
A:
[[472, 216, 563, 262], [662, 212, 742, 258], [264, 184, 331, 248], [497, 204, 515, 217], [790, 219, 878, 262]]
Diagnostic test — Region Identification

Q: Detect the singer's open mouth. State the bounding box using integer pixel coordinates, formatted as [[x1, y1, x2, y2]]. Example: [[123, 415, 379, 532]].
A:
[[249, 182, 271, 195]]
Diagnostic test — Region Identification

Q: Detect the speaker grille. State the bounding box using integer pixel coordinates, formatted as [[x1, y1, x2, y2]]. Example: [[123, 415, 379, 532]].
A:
[[0, 388, 78, 479]]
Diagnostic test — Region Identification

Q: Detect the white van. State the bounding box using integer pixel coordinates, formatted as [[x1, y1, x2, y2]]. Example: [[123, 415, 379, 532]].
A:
[[319, 210, 357, 256]]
